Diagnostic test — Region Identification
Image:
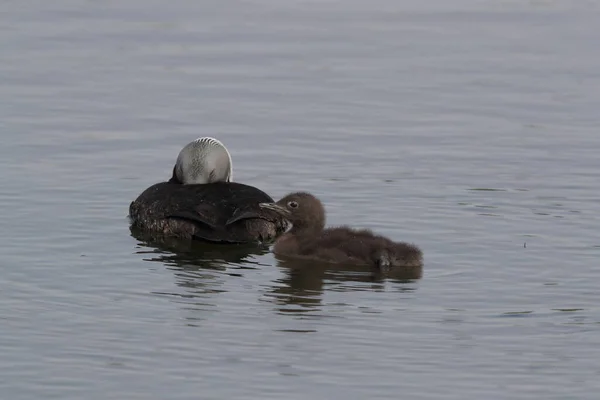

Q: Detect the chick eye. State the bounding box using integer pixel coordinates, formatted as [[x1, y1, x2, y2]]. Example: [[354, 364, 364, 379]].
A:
[[287, 201, 298, 209]]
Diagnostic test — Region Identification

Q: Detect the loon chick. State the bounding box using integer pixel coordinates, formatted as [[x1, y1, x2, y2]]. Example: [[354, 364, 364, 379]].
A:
[[129, 137, 288, 244], [259, 192, 423, 270]]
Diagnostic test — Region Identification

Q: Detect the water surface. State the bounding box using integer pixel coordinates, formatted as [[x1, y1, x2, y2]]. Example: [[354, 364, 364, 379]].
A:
[[2, 1, 600, 399]]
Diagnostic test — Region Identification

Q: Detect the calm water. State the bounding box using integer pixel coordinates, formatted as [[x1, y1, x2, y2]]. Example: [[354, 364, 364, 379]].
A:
[[2, 0, 600, 399]]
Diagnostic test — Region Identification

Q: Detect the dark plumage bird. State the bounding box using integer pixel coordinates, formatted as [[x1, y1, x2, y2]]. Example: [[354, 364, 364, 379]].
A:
[[259, 192, 423, 270], [129, 137, 288, 244]]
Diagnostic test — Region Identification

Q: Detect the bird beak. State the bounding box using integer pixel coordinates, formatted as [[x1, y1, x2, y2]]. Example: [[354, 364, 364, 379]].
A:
[[259, 202, 291, 216]]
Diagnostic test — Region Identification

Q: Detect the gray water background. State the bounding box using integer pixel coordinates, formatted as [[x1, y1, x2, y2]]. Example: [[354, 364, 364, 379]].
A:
[[1, 0, 600, 399]]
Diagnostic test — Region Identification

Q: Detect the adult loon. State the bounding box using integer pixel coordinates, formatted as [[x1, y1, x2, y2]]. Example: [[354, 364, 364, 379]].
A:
[[129, 137, 288, 244]]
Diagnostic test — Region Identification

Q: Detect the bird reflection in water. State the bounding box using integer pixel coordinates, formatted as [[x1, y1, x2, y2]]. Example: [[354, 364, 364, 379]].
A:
[[265, 255, 422, 316], [131, 225, 270, 270], [131, 227, 422, 320], [130, 226, 271, 314]]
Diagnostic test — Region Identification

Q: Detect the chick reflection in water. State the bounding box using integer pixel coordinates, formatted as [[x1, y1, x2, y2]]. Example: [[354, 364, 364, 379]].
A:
[[269, 257, 422, 314], [129, 137, 288, 244], [259, 192, 423, 272]]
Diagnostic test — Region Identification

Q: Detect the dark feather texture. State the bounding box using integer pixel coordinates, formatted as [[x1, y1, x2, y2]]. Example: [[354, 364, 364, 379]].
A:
[[129, 181, 288, 243]]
